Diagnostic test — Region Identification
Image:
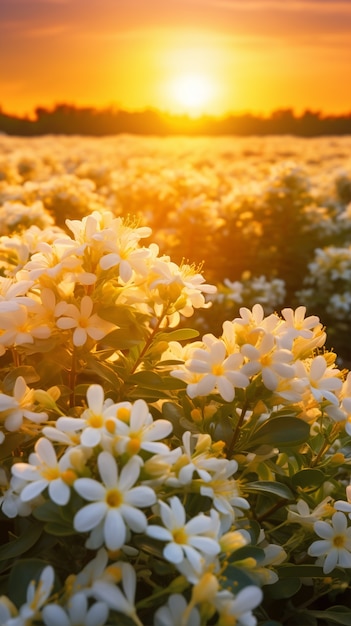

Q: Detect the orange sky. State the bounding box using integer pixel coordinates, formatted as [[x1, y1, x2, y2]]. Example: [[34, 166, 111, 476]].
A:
[[2, 0, 351, 117]]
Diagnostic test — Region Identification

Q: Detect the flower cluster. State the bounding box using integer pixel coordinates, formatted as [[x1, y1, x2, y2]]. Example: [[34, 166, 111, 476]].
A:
[[1, 137, 351, 624]]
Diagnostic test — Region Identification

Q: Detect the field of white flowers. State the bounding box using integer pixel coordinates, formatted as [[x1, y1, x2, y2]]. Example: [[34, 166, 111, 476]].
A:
[[1, 133, 351, 361], [1, 134, 351, 626]]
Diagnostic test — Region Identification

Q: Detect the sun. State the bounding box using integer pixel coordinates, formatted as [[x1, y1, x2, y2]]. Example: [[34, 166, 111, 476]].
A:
[[169, 73, 216, 115]]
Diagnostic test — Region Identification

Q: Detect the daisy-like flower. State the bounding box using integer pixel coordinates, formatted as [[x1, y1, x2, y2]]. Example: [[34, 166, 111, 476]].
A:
[[308, 511, 351, 574], [149, 258, 216, 318], [287, 497, 334, 527], [1, 475, 43, 519], [154, 594, 200, 626], [3, 565, 55, 626], [0, 276, 34, 311], [11, 437, 77, 506], [42, 593, 109, 626], [91, 561, 143, 626], [280, 306, 320, 345], [73, 452, 156, 550], [167, 431, 227, 487], [199, 460, 250, 521], [0, 304, 51, 349], [113, 398, 173, 456], [54, 384, 117, 448], [295, 355, 342, 406], [0, 376, 47, 432], [56, 295, 115, 347], [214, 586, 263, 626], [176, 338, 249, 402], [241, 333, 295, 391], [146, 496, 220, 572]]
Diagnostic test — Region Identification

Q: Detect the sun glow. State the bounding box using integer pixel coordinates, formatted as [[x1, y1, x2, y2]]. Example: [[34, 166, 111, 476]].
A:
[[169, 73, 217, 115]]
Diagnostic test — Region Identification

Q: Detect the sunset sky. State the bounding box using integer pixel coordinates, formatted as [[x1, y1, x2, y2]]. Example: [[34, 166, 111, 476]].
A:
[[2, 0, 351, 118]]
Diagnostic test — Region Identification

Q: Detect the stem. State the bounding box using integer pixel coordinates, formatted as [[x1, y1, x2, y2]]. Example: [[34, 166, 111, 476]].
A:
[[226, 401, 249, 458], [310, 426, 339, 467], [256, 498, 294, 523], [11, 348, 21, 368], [129, 313, 166, 376]]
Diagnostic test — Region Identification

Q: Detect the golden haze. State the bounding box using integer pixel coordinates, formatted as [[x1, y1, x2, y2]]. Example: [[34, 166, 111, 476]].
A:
[[1, 0, 351, 117]]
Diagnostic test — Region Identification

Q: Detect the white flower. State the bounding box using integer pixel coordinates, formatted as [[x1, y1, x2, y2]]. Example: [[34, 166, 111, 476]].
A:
[[287, 497, 334, 527], [42, 593, 109, 626], [11, 437, 76, 505], [181, 339, 249, 402], [114, 398, 173, 456], [295, 355, 342, 405], [0, 376, 47, 432], [167, 431, 226, 486], [154, 594, 200, 626], [73, 452, 156, 550], [0, 304, 51, 348], [54, 384, 117, 447], [146, 496, 220, 572], [56, 295, 115, 347], [280, 306, 320, 344], [90, 561, 142, 626], [0, 596, 17, 625], [7, 565, 54, 625], [214, 586, 263, 626], [241, 333, 295, 391], [308, 511, 351, 574], [0, 475, 42, 518], [199, 460, 250, 520]]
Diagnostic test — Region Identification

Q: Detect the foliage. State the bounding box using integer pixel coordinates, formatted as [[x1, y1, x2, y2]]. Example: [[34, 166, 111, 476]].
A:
[[1, 209, 351, 625]]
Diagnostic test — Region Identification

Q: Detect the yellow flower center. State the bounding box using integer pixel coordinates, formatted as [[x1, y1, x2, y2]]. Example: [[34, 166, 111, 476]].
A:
[[260, 353, 272, 367], [126, 435, 141, 455], [88, 413, 104, 428], [106, 489, 123, 508], [173, 528, 188, 545], [117, 407, 131, 423], [212, 363, 224, 376], [42, 466, 60, 481], [105, 418, 116, 434], [61, 469, 77, 486], [78, 316, 89, 328], [105, 564, 122, 582], [333, 534, 345, 548]]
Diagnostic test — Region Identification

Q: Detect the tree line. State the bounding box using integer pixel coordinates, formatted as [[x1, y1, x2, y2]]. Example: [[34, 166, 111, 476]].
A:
[[1, 104, 351, 136]]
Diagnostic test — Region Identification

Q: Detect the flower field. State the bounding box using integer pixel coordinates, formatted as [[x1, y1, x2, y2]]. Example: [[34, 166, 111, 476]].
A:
[[1, 134, 351, 625]]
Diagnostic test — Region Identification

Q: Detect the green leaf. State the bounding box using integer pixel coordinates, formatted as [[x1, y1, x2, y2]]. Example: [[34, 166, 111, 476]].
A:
[[277, 564, 343, 580], [246, 417, 310, 450], [220, 564, 259, 592], [265, 576, 301, 599], [228, 545, 266, 564], [127, 370, 163, 389], [157, 328, 199, 342], [2, 366, 40, 390], [133, 535, 165, 559], [32, 501, 63, 524], [0, 520, 43, 561], [44, 522, 76, 536], [291, 469, 325, 490], [103, 328, 142, 350], [85, 355, 122, 389], [309, 607, 351, 626], [8, 558, 56, 607], [244, 481, 294, 500], [0, 432, 27, 461]]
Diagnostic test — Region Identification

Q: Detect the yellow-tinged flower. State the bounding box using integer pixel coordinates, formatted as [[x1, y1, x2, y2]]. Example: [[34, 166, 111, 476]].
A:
[[56, 295, 115, 347]]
